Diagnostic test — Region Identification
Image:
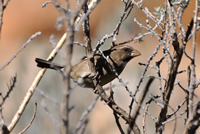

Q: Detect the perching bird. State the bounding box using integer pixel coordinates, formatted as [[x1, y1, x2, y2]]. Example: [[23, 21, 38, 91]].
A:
[[35, 45, 141, 88]]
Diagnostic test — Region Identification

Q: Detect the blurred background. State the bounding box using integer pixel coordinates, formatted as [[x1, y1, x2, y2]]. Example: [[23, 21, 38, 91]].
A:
[[0, 0, 200, 133]]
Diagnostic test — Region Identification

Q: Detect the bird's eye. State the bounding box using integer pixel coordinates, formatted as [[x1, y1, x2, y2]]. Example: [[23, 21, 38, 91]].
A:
[[124, 48, 129, 52]]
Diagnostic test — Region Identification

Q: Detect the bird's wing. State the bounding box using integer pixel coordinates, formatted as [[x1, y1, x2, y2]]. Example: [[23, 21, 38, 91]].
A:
[[71, 54, 109, 79], [71, 59, 91, 79]]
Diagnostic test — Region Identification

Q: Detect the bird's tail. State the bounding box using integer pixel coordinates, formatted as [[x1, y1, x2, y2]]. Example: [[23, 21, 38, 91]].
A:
[[35, 58, 63, 70]]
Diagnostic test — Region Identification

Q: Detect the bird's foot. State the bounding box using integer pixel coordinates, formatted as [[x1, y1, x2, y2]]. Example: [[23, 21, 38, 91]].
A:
[[88, 71, 100, 80], [106, 96, 114, 104], [93, 87, 99, 94], [102, 88, 114, 105]]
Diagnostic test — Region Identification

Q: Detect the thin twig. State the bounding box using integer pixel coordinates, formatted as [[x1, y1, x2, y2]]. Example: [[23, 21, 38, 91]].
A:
[[166, 98, 187, 119], [142, 104, 148, 134], [36, 88, 60, 106], [130, 42, 161, 115], [73, 42, 86, 48], [74, 96, 99, 133], [19, 101, 37, 134], [41, 100, 60, 128], [0, 32, 42, 71], [80, 118, 89, 134], [127, 76, 154, 134], [113, 111, 125, 134], [142, 95, 160, 134]]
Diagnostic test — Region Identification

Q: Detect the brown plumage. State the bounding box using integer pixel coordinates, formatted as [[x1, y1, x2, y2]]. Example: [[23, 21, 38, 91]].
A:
[[35, 45, 141, 88]]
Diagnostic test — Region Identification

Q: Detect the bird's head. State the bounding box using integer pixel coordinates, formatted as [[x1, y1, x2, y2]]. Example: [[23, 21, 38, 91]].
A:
[[109, 45, 141, 66]]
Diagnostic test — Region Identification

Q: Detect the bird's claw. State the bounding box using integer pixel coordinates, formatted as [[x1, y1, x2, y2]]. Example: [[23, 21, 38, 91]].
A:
[[106, 97, 114, 104], [88, 71, 100, 80], [93, 87, 99, 94]]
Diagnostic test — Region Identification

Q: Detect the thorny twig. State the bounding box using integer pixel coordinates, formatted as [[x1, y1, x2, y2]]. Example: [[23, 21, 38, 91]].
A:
[[0, 74, 17, 107]]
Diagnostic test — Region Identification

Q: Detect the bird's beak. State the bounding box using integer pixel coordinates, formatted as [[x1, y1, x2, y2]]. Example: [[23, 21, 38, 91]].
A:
[[131, 49, 141, 57]]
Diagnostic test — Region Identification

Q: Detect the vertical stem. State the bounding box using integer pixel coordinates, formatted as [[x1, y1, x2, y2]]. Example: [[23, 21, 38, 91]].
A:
[[188, 0, 199, 121], [60, 29, 74, 134]]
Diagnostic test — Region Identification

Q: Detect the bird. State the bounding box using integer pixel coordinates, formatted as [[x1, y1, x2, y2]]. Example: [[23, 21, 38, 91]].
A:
[[35, 45, 141, 88]]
